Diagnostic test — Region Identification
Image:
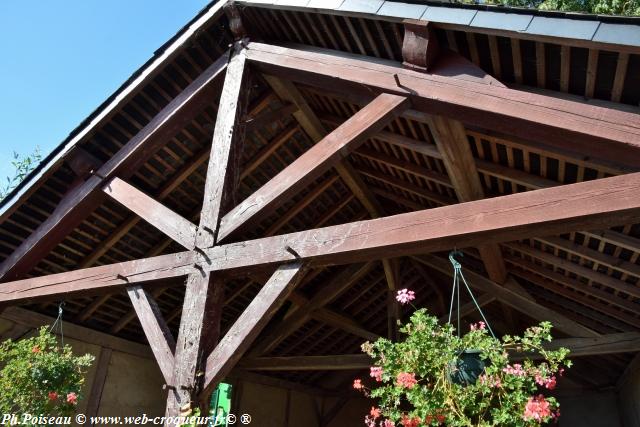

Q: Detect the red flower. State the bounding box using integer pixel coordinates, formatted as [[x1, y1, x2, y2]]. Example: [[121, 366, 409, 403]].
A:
[[400, 415, 420, 427], [545, 376, 557, 390], [353, 379, 363, 390], [48, 391, 58, 401], [66, 392, 78, 405], [396, 372, 417, 389], [32, 346, 41, 354], [370, 407, 381, 419]]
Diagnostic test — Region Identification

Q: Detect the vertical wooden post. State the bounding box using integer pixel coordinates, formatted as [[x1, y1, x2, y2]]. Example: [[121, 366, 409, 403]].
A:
[[85, 347, 113, 422], [165, 40, 249, 421]]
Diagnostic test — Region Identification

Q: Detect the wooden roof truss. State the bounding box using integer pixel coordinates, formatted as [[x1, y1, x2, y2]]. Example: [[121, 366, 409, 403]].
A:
[[1, 4, 640, 419]]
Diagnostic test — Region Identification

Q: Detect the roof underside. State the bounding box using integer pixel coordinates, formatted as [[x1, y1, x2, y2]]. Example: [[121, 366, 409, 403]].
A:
[[1, 0, 640, 392]]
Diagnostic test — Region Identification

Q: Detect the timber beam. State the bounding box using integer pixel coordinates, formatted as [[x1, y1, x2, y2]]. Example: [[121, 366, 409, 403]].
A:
[[166, 41, 249, 418], [245, 42, 640, 170], [239, 333, 640, 371], [3, 171, 640, 304]]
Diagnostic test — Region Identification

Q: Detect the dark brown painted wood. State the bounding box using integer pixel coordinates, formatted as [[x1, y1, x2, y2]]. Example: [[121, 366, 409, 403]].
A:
[[201, 263, 306, 397], [402, 20, 439, 72]]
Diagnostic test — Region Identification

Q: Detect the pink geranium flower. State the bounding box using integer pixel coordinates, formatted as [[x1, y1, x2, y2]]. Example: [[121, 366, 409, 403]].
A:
[[503, 363, 526, 376], [523, 395, 551, 421], [353, 379, 363, 390], [66, 392, 78, 405], [370, 407, 381, 419], [400, 415, 420, 427], [396, 289, 415, 304], [470, 321, 486, 331], [48, 391, 58, 401], [396, 372, 417, 389], [382, 420, 394, 427], [370, 366, 383, 382]]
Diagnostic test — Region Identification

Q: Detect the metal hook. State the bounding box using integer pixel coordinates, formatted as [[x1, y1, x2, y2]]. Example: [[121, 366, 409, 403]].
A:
[[448, 250, 464, 270]]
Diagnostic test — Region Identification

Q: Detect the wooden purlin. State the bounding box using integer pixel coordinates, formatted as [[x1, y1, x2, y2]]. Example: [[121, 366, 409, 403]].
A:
[[238, 332, 640, 371]]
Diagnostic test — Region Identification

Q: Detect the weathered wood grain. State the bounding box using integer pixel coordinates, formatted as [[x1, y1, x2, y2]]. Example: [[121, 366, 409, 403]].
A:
[[127, 285, 176, 383], [103, 178, 197, 250], [197, 45, 248, 248]]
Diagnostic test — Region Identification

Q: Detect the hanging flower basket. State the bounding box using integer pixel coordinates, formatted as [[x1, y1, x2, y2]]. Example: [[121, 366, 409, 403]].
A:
[[353, 253, 572, 427], [0, 326, 94, 419]]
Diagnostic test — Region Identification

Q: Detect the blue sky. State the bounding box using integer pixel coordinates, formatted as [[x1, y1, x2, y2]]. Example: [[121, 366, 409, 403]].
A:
[[0, 0, 210, 182]]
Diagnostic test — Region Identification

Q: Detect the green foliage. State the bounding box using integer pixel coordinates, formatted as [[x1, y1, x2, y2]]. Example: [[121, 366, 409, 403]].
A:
[[0, 147, 43, 202], [0, 327, 94, 423], [473, 0, 640, 16], [355, 309, 571, 426]]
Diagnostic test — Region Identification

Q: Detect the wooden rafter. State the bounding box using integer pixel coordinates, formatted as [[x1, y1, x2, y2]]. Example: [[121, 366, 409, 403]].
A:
[[428, 116, 508, 284], [0, 53, 229, 282]]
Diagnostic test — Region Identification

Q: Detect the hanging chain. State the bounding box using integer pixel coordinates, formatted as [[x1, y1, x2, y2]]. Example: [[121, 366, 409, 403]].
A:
[[447, 251, 496, 339], [48, 301, 65, 347]]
